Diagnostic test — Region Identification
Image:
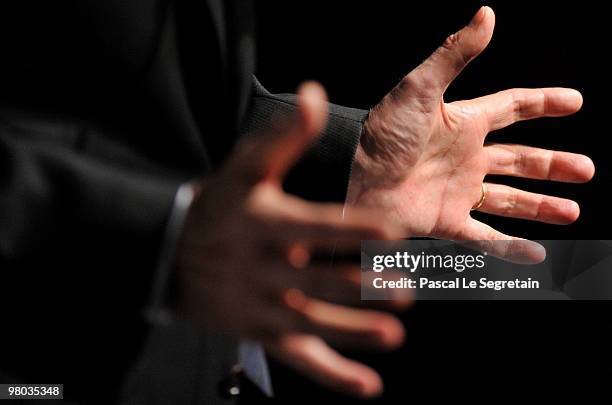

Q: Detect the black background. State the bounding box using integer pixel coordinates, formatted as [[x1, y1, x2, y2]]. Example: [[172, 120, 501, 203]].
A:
[[255, 1, 612, 402]]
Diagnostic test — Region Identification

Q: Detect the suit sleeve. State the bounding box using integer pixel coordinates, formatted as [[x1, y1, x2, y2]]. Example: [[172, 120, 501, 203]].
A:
[[240, 77, 368, 203], [0, 125, 182, 389], [0, 128, 183, 305]]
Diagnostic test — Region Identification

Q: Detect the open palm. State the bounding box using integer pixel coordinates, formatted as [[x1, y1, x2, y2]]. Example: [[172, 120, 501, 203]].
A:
[[348, 6, 594, 260]]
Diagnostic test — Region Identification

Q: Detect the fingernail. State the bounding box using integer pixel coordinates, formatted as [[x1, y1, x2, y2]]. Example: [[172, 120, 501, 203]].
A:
[[527, 241, 547, 264], [567, 89, 584, 110], [470, 6, 487, 27], [569, 200, 581, 218]]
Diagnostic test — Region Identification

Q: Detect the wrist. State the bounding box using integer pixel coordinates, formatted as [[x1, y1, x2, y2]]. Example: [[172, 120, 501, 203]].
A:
[[348, 113, 390, 200], [346, 143, 369, 206]]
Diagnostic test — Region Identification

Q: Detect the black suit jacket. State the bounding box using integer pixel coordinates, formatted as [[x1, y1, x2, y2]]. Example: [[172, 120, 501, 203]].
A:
[[0, 1, 367, 404]]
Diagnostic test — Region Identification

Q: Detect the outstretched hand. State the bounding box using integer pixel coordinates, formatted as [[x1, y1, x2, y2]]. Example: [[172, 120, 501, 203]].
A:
[[176, 83, 409, 398], [348, 6, 594, 261]]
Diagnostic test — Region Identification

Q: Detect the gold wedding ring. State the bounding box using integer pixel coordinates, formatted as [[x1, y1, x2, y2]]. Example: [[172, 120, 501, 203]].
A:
[[471, 183, 487, 211]]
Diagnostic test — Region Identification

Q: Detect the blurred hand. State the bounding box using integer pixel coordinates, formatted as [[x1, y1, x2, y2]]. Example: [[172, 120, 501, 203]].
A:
[[176, 83, 408, 398], [349, 6, 595, 260]]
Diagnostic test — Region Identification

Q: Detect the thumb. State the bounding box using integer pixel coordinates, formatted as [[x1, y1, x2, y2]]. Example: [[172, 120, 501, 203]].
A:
[[402, 6, 495, 100], [231, 81, 328, 184]]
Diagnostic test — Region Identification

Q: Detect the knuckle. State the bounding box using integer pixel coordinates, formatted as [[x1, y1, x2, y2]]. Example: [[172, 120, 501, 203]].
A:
[[399, 72, 421, 90], [510, 91, 522, 121], [535, 89, 547, 116], [503, 190, 519, 215], [533, 196, 546, 221], [513, 149, 528, 175], [443, 32, 461, 50], [441, 32, 471, 65], [403, 70, 439, 99]]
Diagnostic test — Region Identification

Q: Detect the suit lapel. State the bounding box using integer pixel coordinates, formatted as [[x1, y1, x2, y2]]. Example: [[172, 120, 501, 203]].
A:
[[224, 0, 256, 132], [144, 0, 256, 169], [205, 0, 228, 71], [143, 2, 212, 172]]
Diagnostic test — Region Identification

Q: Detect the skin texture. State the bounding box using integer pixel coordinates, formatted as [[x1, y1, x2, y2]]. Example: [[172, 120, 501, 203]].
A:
[[348, 6, 594, 261]]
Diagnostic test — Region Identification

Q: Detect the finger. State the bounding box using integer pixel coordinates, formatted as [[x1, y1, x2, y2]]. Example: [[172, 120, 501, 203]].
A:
[[456, 217, 546, 264], [258, 189, 403, 249], [262, 262, 363, 307], [486, 143, 595, 183], [229, 81, 328, 183], [478, 183, 580, 225], [401, 6, 494, 100], [282, 289, 405, 350], [470, 88, 583, 132], [265, 334, 384, 398], [263, 261, 413, 310]]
